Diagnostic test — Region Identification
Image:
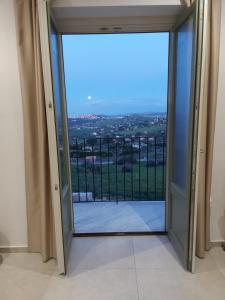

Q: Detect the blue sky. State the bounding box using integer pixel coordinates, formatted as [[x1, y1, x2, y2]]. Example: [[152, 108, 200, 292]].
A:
[[62, 33, 169, 117]]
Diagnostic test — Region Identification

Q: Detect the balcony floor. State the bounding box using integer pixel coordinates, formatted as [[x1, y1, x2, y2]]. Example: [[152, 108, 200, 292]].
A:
[[73, 200, 165, 233]]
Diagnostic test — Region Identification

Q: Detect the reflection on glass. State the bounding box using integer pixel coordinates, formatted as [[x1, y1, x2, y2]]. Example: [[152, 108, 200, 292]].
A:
[[173, 15, 194, 191], [51, 27, 67, 189]]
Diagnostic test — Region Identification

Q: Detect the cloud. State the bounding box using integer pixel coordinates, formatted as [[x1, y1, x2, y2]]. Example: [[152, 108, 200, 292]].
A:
[[84, 97, 166, 107]]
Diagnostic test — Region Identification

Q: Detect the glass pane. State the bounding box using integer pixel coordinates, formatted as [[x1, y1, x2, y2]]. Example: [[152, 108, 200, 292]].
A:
[[51, 26, 67, 190], [172, 15, 194, 191]]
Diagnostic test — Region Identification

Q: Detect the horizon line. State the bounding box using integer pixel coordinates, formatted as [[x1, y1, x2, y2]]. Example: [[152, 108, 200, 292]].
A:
[[68, 112, 167, 118]]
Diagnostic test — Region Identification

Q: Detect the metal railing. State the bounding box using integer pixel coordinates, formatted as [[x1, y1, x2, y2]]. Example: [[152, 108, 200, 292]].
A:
[[70, 136, 166, 202]]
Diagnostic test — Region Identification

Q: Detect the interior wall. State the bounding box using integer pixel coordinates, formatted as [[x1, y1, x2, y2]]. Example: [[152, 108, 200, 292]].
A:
[[0, 0, 27, 248], [210, 0, 225, 244]]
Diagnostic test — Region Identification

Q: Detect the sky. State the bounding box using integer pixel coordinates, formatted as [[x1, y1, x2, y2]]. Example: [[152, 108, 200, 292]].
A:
[[62, 32, 169, 117]]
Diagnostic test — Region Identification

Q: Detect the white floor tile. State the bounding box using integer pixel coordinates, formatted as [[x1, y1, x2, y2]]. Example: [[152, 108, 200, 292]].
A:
[[43, 269, 138, 300], [0, 264, 52, 300], [193, 270, 225, 300], [68, 237, 135, 272], [210, 247, 225, 270], [136, 268, 225, 300], [133, 236, 182, 269], [195, 252, 219, 274], [1, 238, 225, 300], [221, 268, 225, 277], [1, 252, 56, 275]]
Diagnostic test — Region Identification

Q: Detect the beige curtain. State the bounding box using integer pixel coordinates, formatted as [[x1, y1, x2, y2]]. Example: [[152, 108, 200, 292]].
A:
[[181, 0, 195, 5], [14, 0, 55, 261], [183, 0, 222, 257]]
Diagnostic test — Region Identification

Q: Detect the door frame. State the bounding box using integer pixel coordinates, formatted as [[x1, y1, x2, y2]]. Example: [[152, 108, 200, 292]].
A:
[[60, 30, 170, 237], [38, 0, 207, 273]]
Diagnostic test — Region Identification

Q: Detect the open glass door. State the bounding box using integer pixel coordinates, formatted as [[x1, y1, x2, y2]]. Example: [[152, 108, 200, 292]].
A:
[[38, 0, 73, 274], [48, 20, 74, 274], [167, 0, 204, 271]]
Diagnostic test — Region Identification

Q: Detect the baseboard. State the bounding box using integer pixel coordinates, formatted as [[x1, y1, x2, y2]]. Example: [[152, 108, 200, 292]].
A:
[[210, 241, 225, 248], [0, 246, 28, 253]]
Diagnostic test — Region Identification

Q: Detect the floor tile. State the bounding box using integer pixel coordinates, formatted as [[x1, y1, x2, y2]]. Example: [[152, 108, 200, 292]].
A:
[[210, 247, 225, 269], [136, 268, 225, 300], [195, 252, 219, 274], [1, 238, 225, 300], [1, 252, 56, 275], [68, 237, 135, 272], [43, 269, 138, 300], [133, 236, 182, 269], [220, 268, 225, 277], [0, 264, 52, 300], [193, 270, 225, 300]]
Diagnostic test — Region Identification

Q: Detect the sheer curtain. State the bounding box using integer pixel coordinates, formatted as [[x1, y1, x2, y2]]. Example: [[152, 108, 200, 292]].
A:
[[14, 0, 55, 261]]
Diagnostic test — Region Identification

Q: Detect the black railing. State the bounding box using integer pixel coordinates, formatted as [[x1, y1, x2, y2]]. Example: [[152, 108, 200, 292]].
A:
[[70, 136, 166, 202]]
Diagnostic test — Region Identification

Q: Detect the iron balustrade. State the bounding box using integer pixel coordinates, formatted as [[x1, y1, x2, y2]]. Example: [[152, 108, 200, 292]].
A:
[[70, 136, 166, 202]]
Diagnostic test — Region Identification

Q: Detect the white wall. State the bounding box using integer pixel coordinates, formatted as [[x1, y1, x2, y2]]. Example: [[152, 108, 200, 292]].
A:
[[0, 0, 27, 248], [210, 0, 225, 243]]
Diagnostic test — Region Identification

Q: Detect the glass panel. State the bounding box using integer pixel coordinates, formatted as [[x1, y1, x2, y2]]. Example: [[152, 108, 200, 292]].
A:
[[51, 26, 68, 190], [172, 15, 194, 191]]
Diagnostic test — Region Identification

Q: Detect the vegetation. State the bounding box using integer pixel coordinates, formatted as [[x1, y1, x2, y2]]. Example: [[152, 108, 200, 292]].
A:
[[68, 113, 167, 201], [71, 162, 165, 201]]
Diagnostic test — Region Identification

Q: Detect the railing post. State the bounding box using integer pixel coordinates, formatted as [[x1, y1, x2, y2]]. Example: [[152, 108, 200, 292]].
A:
[[116, 140, 118, 204], [83, 138, 88, 202], [99, 137, 103, 200], [123, 137, 126, 201], [147, 136, 149, 201], [91, 142, 95, 201], [139, 137, 141, 199], [154, 136, 157, 201], [107, 138, 111, 201], [131, 138, 134, 201], [76, 138, 80, 202], [162, 136, 165, 200]]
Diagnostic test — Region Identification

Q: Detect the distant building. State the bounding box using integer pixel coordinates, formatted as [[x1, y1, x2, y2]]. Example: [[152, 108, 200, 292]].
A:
[[85, 156, 97, 163]]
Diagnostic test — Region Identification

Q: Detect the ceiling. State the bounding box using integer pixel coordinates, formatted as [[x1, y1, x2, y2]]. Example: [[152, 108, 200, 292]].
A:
[[50, 0, 185, 33]]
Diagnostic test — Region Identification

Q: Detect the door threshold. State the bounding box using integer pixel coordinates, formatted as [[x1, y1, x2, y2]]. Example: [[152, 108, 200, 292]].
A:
[[73, 231, 167, 237]]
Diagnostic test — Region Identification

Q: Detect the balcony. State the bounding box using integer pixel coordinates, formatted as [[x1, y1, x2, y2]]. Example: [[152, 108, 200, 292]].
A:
[[70, 136, 166, 233]]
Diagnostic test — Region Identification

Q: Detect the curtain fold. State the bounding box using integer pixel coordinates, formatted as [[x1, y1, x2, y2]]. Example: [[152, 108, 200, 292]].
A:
[[14, 0, 55, 261], [183, 0, 221, 257]]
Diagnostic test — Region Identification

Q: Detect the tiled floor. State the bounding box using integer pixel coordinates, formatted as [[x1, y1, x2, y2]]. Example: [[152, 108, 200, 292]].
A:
[[73, 201, 165, 233], [1, 236, 225, 300]]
